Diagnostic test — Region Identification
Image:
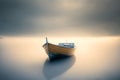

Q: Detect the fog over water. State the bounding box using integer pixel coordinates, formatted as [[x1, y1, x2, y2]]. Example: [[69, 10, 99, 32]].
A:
[[0, 37, 120, 80], [0, 0, 120, 79]]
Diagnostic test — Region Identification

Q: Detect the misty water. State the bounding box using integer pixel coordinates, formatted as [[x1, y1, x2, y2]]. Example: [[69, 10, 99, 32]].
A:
[[0, 37, 120, 80]]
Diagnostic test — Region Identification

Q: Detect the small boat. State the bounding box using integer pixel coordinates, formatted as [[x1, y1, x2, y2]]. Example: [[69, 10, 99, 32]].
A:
[[43, 37, 75, 59]]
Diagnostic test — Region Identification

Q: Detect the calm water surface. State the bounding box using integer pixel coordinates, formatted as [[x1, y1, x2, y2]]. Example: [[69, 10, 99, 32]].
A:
[[0, 37, 120, 80]]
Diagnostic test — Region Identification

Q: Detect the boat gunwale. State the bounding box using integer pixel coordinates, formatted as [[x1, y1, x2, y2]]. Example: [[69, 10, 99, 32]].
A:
[[43, 43, 75, 49]]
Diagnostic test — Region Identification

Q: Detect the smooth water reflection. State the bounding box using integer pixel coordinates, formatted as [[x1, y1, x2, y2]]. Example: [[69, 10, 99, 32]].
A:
[[43, 56, 75, 80], [0, 37, 120, 80]]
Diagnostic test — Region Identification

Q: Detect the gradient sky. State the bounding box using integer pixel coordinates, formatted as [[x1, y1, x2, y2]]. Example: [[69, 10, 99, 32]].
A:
[[0, 0, 120, 36]]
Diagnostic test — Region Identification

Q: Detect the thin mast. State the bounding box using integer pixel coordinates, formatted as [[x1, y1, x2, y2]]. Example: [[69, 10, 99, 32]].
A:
[[46, 37, 48, 43]]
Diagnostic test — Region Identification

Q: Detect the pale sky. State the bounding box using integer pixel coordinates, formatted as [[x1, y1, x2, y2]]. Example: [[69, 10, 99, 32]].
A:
[[0, 0, 120, 36]]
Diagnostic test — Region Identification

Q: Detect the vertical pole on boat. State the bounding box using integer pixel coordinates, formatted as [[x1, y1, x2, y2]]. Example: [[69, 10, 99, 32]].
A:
[[46, 37, 48, 43], [46, 37, 49, 55]]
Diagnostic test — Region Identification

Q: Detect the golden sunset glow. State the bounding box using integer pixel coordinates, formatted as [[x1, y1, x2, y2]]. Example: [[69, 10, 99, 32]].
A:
[[0, 0, 120, 79]]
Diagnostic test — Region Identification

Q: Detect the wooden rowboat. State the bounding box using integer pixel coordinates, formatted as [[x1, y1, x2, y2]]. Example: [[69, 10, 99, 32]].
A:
[[43, 37, 75, 59]]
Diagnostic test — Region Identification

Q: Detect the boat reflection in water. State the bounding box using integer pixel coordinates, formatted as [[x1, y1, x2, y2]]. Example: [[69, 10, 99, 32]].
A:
[[43, 56, 75, 80]]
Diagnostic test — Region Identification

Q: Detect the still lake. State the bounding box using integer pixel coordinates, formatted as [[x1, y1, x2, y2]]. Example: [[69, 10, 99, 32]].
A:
[[0, 37, 120, 80]]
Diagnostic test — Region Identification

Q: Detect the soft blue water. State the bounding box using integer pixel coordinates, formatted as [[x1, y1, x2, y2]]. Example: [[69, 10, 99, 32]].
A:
[[0, 37, 120, 80]]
